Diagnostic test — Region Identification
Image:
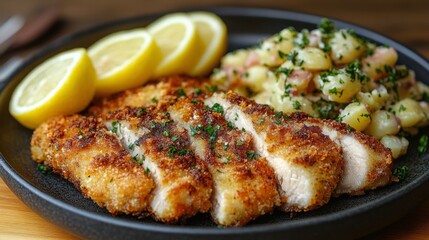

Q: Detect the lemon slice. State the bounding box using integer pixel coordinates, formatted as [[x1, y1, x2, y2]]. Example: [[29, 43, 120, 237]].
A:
[[147, 13, 203, 77], [188, 12, 227, 76], [88, 29, 160, 96], [9, 48, 96, 129]]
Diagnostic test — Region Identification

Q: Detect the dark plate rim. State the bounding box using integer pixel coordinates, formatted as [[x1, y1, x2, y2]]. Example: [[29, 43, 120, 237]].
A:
[[1, 5, 429, 237]]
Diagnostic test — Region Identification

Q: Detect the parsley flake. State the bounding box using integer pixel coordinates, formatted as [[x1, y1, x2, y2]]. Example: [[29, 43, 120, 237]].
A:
[[418, 135, 428, 154], [137, 108, 146, 117], [111, 121, 120, 133], [392, 166, 408, 181], [205, 85, 218, 93], [37, 164, 51, 175], [208, 103, 224, 114], [177, 88, 186, 97], [246, 151, 261, 160]]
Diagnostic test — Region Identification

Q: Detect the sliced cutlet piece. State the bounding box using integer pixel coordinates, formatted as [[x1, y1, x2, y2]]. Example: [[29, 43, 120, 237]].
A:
[[205, 92, 343, 212], [88, 75, 213, 115], [31, 115, 154, 215], [103, 106, 213, 223], [168, 97, 279, 226], [289, 112, 393, 196]]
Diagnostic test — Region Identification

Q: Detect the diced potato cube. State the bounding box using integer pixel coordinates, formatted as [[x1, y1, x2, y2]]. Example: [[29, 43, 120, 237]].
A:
[[339, 102, 371, 131], [393, 98, 425, 128], [319, 71, 361, 103], [329, 30, 365, 64], [364, 110, 400, 139], [380, 135, 409, 159]]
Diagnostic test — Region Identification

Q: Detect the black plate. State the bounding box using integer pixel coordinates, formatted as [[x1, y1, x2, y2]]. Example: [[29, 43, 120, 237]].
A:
[[1, 7, 429, 240]]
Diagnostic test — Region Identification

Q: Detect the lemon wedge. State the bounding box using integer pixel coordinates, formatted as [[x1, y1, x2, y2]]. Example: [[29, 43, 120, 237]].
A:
[[188, 12, 227, 76], [147, 13, 203, 77], [88, 29, 160, 96], [9, 48, 96, 129]]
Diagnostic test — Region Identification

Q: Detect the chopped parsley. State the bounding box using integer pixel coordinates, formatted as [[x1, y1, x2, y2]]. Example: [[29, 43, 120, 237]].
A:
[[328, 87, 344, 97], [227, 121, 235, 129], [274, 111, 283, 125], [205, 85, 218, 93], [319, 18, 336, 34], [128, 143, 135, 150], [195, 88, 202, 95], [246, 151, 260, 160], [167, 144, 190, 157], [138, 158, 144, 166], [190, 125, 198, 136], [160, 120, 173, 127], [292, 100, 302, 110], [286, 50, 299, 65], [163, 130, 170, 137], [223, 142, 229, 150], [256, 118, 265, 124], [133, 154, 145, 165], [37, 164, 51, 174], [171, 135, 179, 142], [422, 92, 429, 102], [418, 134, 428, 154], [274, 67, 294, 78], [318, 18, 336, 52], [137, 108, 146, 117], [278, 50, 288, 59], [111, 121, 120, 133], [379, 65, 409, 99], [398, 104, 407, 112], [205, 124, 221, 143], [236, 141, 244, 146], [208, 103, 224, 114], [293, 29, 310, 49], [345, 61, 368, 82], [392, 165, 408, 181], [360, 113, 371, 119], [151, 97, 158, 103], [177, 88, 186, 97]]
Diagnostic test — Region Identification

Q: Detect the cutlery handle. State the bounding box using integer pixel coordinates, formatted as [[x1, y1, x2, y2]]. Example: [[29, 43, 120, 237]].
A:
[[0, 57, 24, 91]]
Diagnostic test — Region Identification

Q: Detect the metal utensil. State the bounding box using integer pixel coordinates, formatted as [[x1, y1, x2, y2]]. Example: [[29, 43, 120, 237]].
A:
[[0, 6, 60, 87], [0, 15, 25, 56]]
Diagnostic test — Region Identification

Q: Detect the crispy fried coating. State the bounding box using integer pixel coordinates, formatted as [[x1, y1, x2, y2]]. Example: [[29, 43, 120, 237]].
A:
[[169, 97, 279, 226], [31, 75, 394, 226], [103, 106, 213, 222], [206, 92, 344, 212], [31, 115, 154, 215], [88, 75, 212, 115], [289, 112, 393, 196]]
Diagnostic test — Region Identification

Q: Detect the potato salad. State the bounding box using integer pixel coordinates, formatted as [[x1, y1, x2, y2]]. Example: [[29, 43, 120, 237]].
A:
[[211, 19, 429, 158]]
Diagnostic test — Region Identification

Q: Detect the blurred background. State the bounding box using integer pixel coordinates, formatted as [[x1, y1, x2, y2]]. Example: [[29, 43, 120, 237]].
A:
[[1, 0, 428, 64], [0, 0, 428, 239]]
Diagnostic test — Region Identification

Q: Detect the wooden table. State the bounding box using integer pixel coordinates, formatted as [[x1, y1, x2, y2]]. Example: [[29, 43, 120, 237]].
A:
[[1, 0, 429, 239]]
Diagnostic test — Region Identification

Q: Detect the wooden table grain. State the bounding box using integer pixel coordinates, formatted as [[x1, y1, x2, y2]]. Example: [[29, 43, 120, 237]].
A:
[[1, 0, 429, 239]]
